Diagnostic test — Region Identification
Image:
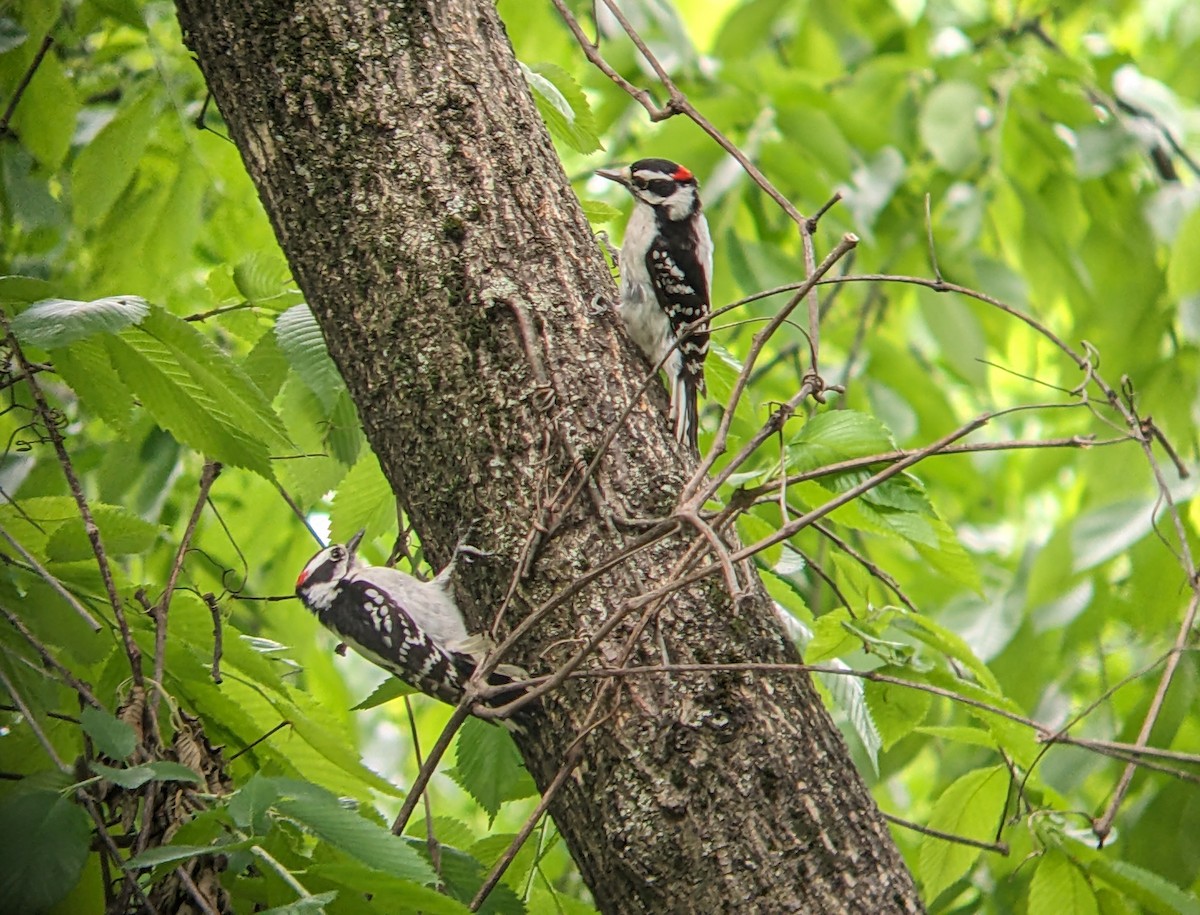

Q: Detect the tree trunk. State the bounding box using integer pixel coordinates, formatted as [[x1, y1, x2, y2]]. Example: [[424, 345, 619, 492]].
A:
[[174, 1, 923, 911]]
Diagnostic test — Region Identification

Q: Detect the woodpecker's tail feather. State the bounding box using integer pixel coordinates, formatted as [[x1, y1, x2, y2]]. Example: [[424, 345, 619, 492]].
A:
[[449, 648, 540, 733], [671, 372, 702, 454]]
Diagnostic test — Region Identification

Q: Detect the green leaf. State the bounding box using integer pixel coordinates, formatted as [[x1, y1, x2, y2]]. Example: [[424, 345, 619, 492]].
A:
[[127, 842, 246, 871], [275, 304, 345, 411], [227, 773, 280, 834], [0, 789, 91, 913], [52, 337, 135, 429], [0, 274, 56, 306], [10, 49, 77, 172], [452, 717, 537, 822], [864, 673, 932, 750], [805, 608, 858, 662], [919, 81, 987, 173], [257, 891, 339, 914], [350, 677, 413, 711], [71, 90, 158, 228], [46, 503, 160, 562], [918, 766, 1007, 901], [138, 307, 293, 452], [522, 62, 602, 155], [1167, 196, 1200, 298], [331, 451, 397, 544], [1074, 846, 1200, 915], [80, 705, 136, 760], [105, 306, 293, 477], [817, 660, 880, 773], [10, 295, 150, 348], [895, 613, 1000, 694], [580, 199, 622, 223], [91, 761, 202, 789], [789, 410, 897, 472], [271, 778, 436, 883], [1030, 850, 1099, 915]]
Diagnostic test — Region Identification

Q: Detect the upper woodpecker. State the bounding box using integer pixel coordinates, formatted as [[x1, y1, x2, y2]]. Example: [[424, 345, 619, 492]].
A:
[[294, 530, 533, 727], [597, 157, 713, 453]]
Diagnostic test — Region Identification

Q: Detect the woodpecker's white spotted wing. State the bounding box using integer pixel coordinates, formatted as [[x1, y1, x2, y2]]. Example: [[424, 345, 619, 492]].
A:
[[645, 229, 711, 391], [318, 578, 534, 720]]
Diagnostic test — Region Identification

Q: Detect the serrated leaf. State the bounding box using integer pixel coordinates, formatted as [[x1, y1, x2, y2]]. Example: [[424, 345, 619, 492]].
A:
[[0, 275, 57, 306], [228, 773, 281, 834], [805, 608, 857, 662], [71, 90, 157, 228], [918, 766, 1007, 901], [816, 660, 880, 773], [257, 890, 339, 914], [127, 842, 247, 871], [0, 789, 91, 913], [415, 842, 526, 914], [523, 62, 602, 155], [137, 307, 292, 452], [331, 451, 397, 544], [104, 308, 288, 477], [91, 761, 202, 789], [580, 199, 622, 223], [80, 706, 136, 760], [1030, 850, 1099, 915], [896, 613, 999, 694], [271, 778, 435, 883], [52, 336, 134, 429], [310, 861, 473, 914], [275, 304, 346, 411], [233, 251, 295, 304], [864, 674, 932, 750], [11, 295, 149, 348], [327, 388, 363, 466], [452, 718, 537, 823], [913, 725, 998, 750], [350, 678, 413, 711], [1074, 846, 1200, 915], [45, 503, 160, 562], [792, 409, 897, 456]]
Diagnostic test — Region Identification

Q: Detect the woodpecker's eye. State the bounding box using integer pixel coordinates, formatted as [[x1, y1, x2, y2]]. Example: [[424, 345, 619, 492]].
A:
[[330, 547, 344, 561], [647, 179, 674, 197]]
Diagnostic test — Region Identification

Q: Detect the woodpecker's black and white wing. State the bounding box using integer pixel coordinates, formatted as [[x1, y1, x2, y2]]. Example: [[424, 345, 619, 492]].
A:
[[317, 577, 476, 706], [645, 218, 712, 448]]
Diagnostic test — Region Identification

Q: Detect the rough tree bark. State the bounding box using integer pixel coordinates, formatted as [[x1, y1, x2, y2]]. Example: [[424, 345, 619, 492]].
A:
[[175, 1, 924, 911]]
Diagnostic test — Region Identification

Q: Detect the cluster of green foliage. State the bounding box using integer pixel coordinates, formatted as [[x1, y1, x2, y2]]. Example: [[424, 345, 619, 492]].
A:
[[1, 0, 1198, 912]]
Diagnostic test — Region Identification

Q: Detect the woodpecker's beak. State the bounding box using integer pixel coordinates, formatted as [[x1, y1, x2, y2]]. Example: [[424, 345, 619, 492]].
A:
[[596, 166, 630, 187], [346, 528, 366, 559]]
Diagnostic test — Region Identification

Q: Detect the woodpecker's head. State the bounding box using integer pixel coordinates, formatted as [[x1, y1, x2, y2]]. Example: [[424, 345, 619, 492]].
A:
[[295, 529, 365, 611], [597, 158, 701, 222]]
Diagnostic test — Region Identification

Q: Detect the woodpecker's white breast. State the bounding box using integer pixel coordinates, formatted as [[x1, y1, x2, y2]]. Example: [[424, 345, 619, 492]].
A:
[[618, 201, 682, 380]]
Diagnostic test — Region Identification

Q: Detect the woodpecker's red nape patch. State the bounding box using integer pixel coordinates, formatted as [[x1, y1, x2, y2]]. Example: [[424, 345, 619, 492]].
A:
[[296, 569, 309, 588], [672, 165, 694, 181]]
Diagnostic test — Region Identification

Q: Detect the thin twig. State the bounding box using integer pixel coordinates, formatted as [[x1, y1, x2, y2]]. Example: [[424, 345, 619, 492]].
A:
[[175, 866, 221, 915], [153, 461, 222, 712], [404, 695, 442, 881], [0, 603, 101, 707], [0, 34, 54, 136], [0, 665, 68, 770], [0, 521, 102, 631], [884, 811, 1008, 854]]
